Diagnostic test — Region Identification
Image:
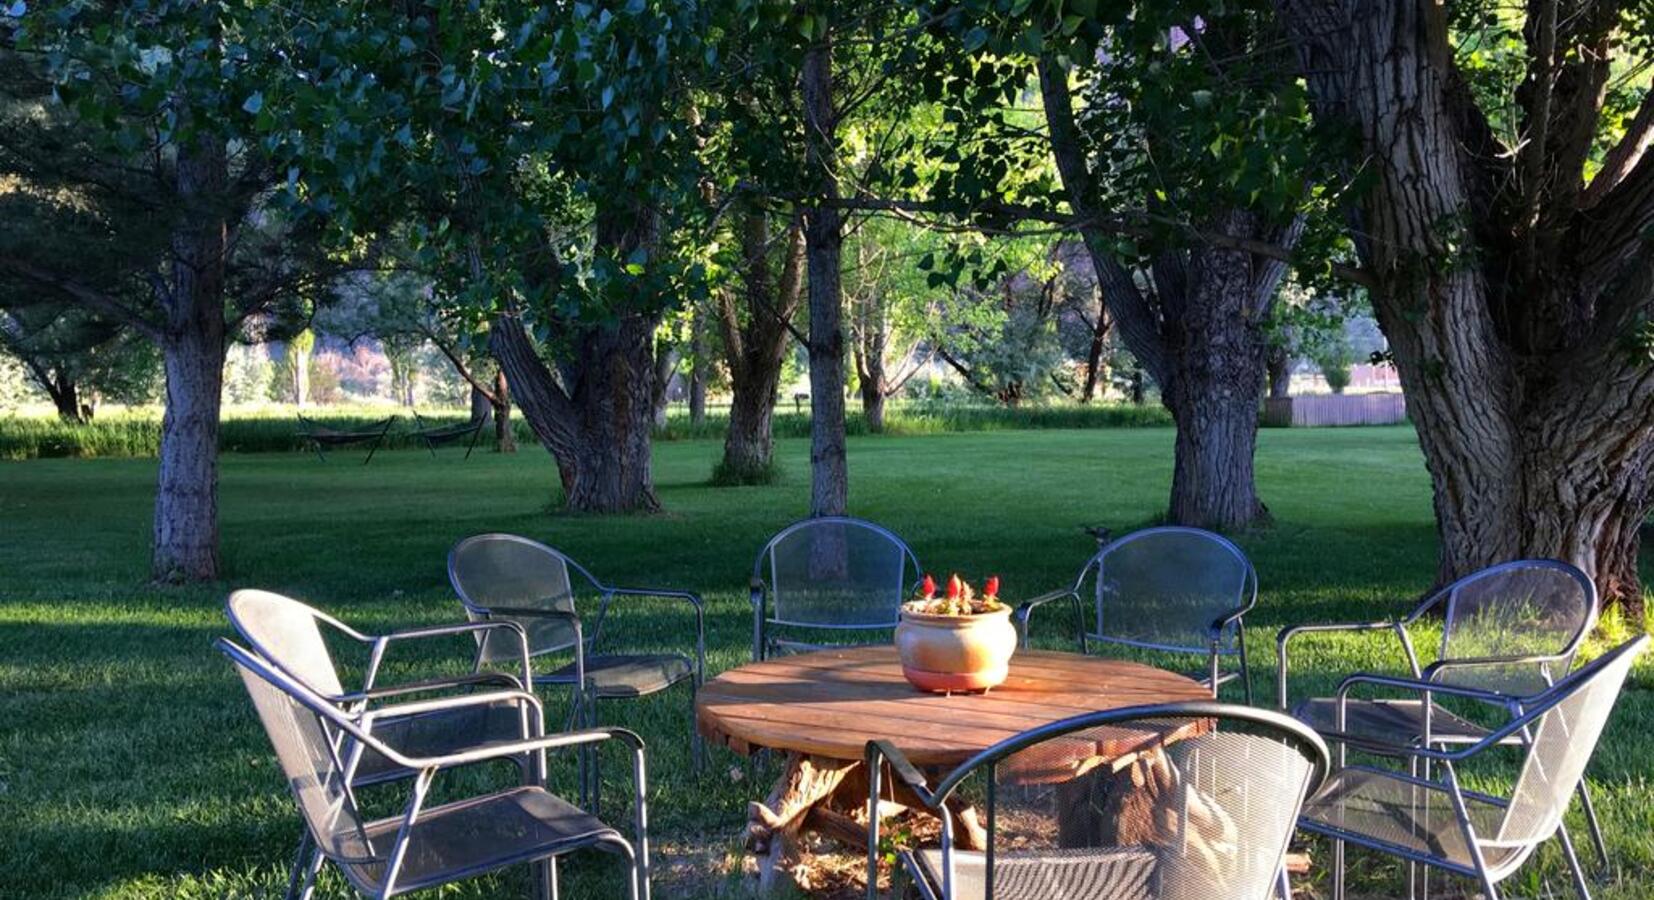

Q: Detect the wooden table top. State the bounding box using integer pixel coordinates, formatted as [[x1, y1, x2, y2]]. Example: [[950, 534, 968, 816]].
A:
[[695, 646, 1211, 767]]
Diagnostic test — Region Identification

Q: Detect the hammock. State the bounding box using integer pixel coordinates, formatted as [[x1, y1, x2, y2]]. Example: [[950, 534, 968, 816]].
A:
[[411, 410, 490, 460], [295, 414, 396, 465]]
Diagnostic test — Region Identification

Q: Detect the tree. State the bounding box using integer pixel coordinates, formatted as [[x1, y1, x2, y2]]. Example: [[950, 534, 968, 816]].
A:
[[713, 206, 805, 482], [0, 303, 159, 421], [1273, 2, 1654, 610], [845, 220, 934, 430], [1, 7, 327, 580], [270, 0, 714, 512], [1033, 13, 1314, 529]]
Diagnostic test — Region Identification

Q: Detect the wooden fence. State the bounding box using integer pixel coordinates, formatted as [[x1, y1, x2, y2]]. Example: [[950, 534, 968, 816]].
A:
[[1261, 393, 1408, 427]]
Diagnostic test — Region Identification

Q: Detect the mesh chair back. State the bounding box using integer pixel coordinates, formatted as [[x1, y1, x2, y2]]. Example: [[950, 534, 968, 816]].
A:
[[226, 589, 346, 697], [220, 640, 379, 866], [757, 517, 919, 628], [938, 704, 1326, 900], [1492, 635, 1645, 847], [448, 534, 586, 663], [1437, 560, 1596, 695], [1092, 528, 1254, 654]]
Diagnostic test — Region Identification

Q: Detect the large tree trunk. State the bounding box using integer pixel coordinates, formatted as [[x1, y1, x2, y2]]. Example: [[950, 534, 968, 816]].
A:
[[152, 139, 229, 582], [46, 372, 82, 423], [652, 340, 679, 429], [860, 381, 886, 433], [724, 375, 778, 477], [492, 311, 660, 511], [1163, 235, 1270, 529], [802, 37, 848, 517], [1277, 0, 1653, 612]]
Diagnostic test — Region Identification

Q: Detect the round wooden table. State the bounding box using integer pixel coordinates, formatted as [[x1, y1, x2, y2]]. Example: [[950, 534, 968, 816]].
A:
[[696, 646, 1211, 892]]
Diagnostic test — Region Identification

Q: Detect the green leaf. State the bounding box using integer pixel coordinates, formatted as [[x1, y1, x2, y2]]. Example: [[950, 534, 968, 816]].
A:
[[241, 92, 263, 115]]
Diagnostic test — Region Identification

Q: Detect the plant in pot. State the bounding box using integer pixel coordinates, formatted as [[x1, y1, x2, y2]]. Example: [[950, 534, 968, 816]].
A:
[[895, 574, 1018, 693]]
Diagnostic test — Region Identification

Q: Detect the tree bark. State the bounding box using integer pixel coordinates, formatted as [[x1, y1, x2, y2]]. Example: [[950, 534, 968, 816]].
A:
[[491, 368, 515, 453], [151, 138, 229, 582], [1163, 230, 1271, 529], [1277, 0, 1653, 612], [802, 36, 849, 516], [1080, 302, 1110, 403], [717, 209, 803, 480], [1266, 341, 1292, 399], [652, 340, 679, 429], [45, 371, 83, 423], [688, 302, 707, 427]]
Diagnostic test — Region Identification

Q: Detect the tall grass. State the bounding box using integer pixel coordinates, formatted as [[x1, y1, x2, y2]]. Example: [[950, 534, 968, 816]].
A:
[[0, 401, 1173, 460]]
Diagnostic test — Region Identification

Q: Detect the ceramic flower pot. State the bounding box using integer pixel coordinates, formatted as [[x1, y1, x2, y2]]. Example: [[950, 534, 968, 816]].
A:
[[895, 603, 1018, 693]]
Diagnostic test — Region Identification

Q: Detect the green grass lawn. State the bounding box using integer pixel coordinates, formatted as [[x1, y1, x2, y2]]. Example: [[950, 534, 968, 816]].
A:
[[2, 425, 1650, 898]]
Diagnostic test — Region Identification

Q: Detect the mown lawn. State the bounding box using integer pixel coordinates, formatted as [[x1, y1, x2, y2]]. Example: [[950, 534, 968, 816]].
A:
[[1, 425, 1649, 898]]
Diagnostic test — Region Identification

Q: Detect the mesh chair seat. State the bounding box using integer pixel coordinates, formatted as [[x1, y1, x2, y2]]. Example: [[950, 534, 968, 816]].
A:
[[911, 846, 1158, 900], [351, 700, 535, 784], [342, 786, 623, 896], [1293, 698, 1494, 751], [1301, 766, 1526, 877], [542, 653, 694, 698]]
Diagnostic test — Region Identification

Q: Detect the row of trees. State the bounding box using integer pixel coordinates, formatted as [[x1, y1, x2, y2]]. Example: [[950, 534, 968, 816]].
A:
[[4, 1, 1653, 615]]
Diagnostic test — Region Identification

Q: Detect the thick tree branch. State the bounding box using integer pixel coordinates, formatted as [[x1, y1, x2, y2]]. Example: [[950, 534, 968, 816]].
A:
[[0, 257, 162, 341]]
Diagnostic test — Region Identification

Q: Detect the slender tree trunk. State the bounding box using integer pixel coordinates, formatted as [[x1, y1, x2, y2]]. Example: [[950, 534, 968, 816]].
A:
[[803, 36, 848, 517], [716, 209, 803, 481], [652, 341, 679, 429], [1266, 342, 1292, 399], [152, 139, 229, 581], [688, 304, 707, 427], [1080, 310, 1108, 403], [491, 368, 515, 453]]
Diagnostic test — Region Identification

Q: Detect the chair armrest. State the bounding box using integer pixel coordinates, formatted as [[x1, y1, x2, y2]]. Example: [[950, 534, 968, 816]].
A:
[[865, 739, 939, 807], [1423, 652, 1572, 690], [603, 587, 707, 681], [1333, 671, 1521, 750], [1014, 588, 1082, 651], [364, 620, 533, 698], [1276, 619, 1407, 710], [405, 725, 644, 771], [339, 671, 524, 704]]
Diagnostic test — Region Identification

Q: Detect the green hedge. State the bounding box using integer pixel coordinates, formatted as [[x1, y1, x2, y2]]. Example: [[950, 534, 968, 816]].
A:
[[0, 402, 1173, 460]]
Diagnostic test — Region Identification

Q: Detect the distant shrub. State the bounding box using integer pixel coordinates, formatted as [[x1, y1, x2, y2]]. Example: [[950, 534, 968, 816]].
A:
[[0, 400, 1174, 460]]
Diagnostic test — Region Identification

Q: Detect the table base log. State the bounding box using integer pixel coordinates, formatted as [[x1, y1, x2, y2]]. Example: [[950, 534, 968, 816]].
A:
[[744, 752, 988, 895]]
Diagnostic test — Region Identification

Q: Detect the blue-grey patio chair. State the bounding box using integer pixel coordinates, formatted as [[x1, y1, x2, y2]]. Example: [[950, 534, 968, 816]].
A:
[[1277, 559, 1606, 870], [749, 515, 923, 661], [866, 701, 1330, 900], [1015, 526, 1258, 703], [218, 637, 651, 900], [447, 534, 706, 775], [1297, 633, 1646, 900]]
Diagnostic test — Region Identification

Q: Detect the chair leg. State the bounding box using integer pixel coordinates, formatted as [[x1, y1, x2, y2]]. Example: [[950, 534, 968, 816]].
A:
[[534, 857, 558, 900], [1332, 838, 1345, 900], [294, 844, 325, 900], [1576, 781, 1610, 874], [1558, 826, 1593, 899], [284, 829, 314, 900], [688, 678, 704, 773]]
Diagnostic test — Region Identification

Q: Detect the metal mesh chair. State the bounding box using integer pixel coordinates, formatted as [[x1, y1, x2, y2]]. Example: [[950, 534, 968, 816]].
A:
[[447, 534, 706, 771], [1016, 527, 1258, 702], [1277, 560, 1604, 867], [1298, 634, 1647, 900], [226, 588, 538, 788], [218, 637, 650, 900], [866, 702, 1330, 900], [749, 516, 922, 661]]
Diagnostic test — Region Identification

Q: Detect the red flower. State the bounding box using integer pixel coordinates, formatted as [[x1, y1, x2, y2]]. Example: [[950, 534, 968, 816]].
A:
[[946, 573, 963, 600], [984, 576, 1000, 599], [920, 574, 936, 599]]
